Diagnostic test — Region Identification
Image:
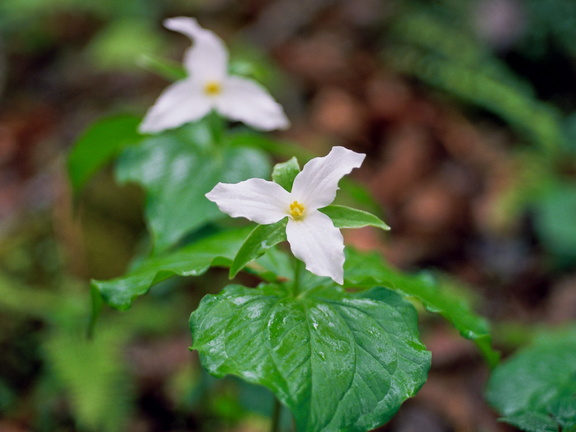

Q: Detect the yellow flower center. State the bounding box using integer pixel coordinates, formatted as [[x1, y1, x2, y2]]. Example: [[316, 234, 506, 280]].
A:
[[204, 80, 222, 96], [289, 201, 305, 220]]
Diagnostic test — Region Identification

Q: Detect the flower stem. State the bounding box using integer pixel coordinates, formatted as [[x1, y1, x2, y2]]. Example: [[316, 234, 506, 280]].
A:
[[207, 110, 224, 147], [292, 258, 303, 296], [270, 396, 282, 432], [86, 285, 103, 340]]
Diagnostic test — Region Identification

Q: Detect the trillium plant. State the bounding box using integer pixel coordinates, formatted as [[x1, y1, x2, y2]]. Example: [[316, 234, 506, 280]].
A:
[[207, 146, 366, 284], [68, 15, 558, 432]]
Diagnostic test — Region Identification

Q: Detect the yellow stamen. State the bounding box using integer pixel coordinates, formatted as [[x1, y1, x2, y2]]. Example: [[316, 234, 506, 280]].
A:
[[289, 201, 305, 220], [204, 80, 222, 96]]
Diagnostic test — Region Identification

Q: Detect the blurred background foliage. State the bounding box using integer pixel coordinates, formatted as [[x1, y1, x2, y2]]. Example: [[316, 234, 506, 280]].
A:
[[1, 0, 576, 431], [386, 0, 576, 269]]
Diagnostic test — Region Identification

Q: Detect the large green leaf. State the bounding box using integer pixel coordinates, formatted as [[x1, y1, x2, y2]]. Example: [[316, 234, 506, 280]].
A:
[[191, 283, 431, 432], [321, 205, 390, 230], [93, 227, 252, 310], [486, 326, 576, 432], [344, 248, 499, 366], [67, 114, 143, 195], [115, 123, 271, 252]]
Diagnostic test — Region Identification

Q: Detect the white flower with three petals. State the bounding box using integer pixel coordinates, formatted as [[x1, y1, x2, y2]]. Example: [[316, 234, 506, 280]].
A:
[[139, 17, 290, 133], [206, 146, 366, 284]]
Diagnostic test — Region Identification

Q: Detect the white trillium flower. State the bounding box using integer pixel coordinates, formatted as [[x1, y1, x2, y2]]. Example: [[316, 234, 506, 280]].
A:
[[206, 146, 366, 284], [139, 17, 290, 133]]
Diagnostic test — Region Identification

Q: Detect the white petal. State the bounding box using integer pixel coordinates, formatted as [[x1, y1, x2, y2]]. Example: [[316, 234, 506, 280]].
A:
[[291, 146, 365, 210], [286, 211, 344, 284], [206, 178, 291, 224], [164, 17, 228, 81], [215, 76, 290, 131], [139, 79, 212, 133]]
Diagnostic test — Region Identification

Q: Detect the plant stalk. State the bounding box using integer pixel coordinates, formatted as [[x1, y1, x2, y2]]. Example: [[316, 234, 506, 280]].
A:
[[292, 258, 303, 297], [270, 396, 282, 432]]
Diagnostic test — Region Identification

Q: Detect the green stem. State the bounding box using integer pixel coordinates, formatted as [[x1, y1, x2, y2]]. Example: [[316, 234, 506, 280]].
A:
[[292, 258, 303, 297], [207, 110, 225, 148], [86, 285, 103, 340], [270, 396, 282, 432]]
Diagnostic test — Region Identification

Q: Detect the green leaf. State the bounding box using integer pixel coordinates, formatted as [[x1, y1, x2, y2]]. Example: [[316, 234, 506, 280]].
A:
[[222, 145, 271, 184], [137, 54, 187, 81], [191, 283, 430, 432], [229, 219, 287, 278], [251, 246, 294, 282], [227, 130, 310, 161], [486, 326, 576, 432], [67, 115, 143, 195], [321, 205, 390, 230], [250, 248, 337, 294], [344, 248, 499, 366], [272, 157, 300, 190], [87, 18, 165, 72], [499, 413, 560, 432], [93, 227, 252, 310], [115, 123, 271, 252], [534, 182, 576, 266]]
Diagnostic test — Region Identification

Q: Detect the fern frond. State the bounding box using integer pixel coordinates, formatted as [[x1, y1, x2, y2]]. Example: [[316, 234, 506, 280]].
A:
[[385, 10, 567, 155], [43, 324, 134, 432]]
